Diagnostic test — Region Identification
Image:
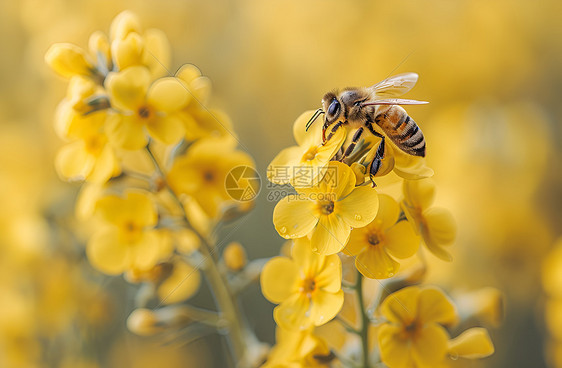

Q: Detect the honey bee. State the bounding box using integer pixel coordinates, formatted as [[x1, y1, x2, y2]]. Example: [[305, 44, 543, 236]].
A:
[[305, 72, 427, 181]]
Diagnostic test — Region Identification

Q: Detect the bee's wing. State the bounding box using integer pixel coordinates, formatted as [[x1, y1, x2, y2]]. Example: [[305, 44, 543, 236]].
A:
[[362, 98, 428, 106], [369, 72, 419, 98]]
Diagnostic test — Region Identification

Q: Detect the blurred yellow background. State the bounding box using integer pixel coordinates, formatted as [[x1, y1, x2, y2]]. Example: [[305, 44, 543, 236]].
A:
[[1, 0, 561, 367]]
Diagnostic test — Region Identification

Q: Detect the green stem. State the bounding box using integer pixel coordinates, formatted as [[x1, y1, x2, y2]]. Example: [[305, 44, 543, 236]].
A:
[[356, 271, 370, 368], [145, 145, 248, 365]]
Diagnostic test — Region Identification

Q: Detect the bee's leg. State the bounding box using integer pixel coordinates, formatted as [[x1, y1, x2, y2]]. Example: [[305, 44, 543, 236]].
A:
[[339, 127, 364, 163], [322, 120, 345, 145], [366, 121, 387, 186]]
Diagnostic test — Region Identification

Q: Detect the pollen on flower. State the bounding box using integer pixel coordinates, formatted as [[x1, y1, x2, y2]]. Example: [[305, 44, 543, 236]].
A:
[[318, 200, 335, 215], [138, 106, 151, 119], [301, 277, 317, 295]]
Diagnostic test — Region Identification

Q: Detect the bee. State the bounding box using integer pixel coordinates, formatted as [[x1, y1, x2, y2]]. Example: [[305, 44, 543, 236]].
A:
[[305, 72, 428, 182]]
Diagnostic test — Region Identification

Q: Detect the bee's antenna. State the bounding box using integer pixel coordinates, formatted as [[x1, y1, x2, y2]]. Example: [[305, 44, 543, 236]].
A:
[[305, 109, 324, 131]]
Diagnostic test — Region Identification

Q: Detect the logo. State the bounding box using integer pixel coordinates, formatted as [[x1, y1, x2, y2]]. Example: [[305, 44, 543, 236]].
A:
[[225, 166, 261, 201]]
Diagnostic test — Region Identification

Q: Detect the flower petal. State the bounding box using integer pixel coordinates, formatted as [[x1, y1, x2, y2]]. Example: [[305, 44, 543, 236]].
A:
[[87, 145, 119, 183], [380, 286, 420, 324], [422, 207, 456, 261], [355, 246, 399, 279], [411, 324, 449, 367], [273, 196, 319, 239], [417, 287, 458, 326], [111, 32, 144, 70], [448, 327, 494, 359], [55, 141, 93, 181], [378, 324, 415, 368], [403, 178, 436, 210], [310, 289, 344, 326], [158, 259, 201, 305], [321, 161, 355, 199], [105, 113, 147, 150], [293, 110, 323, 146], [311, 214, 350, 255], [384, 221, 420, 259], [129, 230, 166, 271], [146, 114, 185, 145], [267, 146, 304, 185], [147, 77, 190, 112], [45, 43, 94, 79], [261, 257, 299, 304], [87, 227, 129, 275], [143, 28, 171, 78], [314, 254, 342, 293], [105, 66, 150, 111], [274, 293, 312, 330], [337, 186, 379, 228]]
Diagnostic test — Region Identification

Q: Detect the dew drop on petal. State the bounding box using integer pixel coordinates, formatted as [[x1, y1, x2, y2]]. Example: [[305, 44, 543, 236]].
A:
[[388, 273, 394, 277], [354, 214, 362, 221], [450, 352, 459, 361], [280, 227, 287, 234]]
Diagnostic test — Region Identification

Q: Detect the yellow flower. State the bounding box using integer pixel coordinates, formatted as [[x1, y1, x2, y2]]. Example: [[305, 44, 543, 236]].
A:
[[87, 190, 171, 275], [401, 178, 456, 261], [262, 326, 331, 368], [55, 125, 120, 183], [267, 110, 346, 186], [167, 136, 254, 218], [104, 66, 189, 149], [273, 161, 379, 255], [260, 237, 344, 330], [344, 194, 420, 279], [378, 286, 458, 368]]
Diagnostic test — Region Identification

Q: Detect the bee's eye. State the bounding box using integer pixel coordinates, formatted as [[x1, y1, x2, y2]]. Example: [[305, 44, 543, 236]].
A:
[[328, 99, 340, 116]]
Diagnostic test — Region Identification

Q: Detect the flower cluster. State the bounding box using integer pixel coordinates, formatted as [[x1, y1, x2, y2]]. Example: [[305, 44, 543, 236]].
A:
[[261, 109, 498, 367], [46, 11, 266, 367]]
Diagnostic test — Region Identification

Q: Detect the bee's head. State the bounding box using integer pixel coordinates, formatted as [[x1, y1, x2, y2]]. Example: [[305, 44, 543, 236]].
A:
[[321, 91, 343, 127]]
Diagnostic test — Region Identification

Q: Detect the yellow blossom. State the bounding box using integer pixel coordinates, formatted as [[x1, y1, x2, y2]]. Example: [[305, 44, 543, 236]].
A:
[[344, 194, 420, 279], [167, 136, 254, 218], [260, 237, 344, 330], [104, 66, 188, 149], [55, 114, 119, 183], [262, 326, 332, 368], [268, 110, 346, 186], [87, 190, 171, 275], [273, 161, 379, 255], [378, 286, 458, 368], [401, 178, 456, 261]]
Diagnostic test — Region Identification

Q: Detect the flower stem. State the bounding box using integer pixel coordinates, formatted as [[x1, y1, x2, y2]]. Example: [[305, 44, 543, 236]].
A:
[[145, 144, 249, 365], [356, 271, 370, 368]]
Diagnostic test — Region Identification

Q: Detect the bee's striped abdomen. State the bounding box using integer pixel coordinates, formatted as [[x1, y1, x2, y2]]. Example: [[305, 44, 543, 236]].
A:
[[374, 106, 426, 157]]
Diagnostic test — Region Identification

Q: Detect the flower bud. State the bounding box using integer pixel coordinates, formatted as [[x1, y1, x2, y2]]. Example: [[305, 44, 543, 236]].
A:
[[89, 31, 112, 72], [110, 10, 142, 41], [45, 43, 95, 79], [224, 242, 247, 272], [111, 32, 144, 70], [127, 308, 163, 336]]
